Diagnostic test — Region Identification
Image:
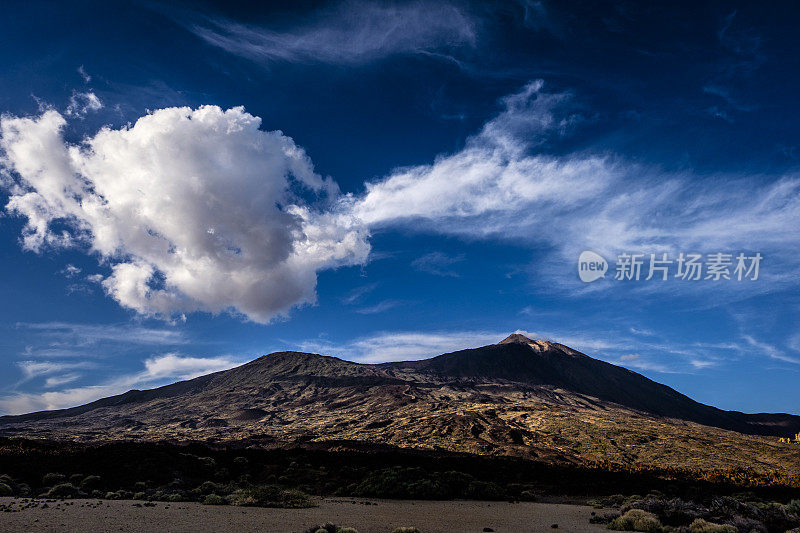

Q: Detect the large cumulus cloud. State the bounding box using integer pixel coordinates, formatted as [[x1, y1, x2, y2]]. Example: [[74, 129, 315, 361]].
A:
[[0, 105, 369, 323]]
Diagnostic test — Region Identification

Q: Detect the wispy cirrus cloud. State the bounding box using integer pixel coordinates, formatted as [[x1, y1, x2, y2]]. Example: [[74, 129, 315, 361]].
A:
[[355, 299, 403, 315], [742, 335, 800, 365], [181, 1, 477, 66], [16, 322, 187, 347], [0, 352, 243, 414], [15, 360, 95, 381], [299, 330, 503, 363], [411, 251, 465, 277]]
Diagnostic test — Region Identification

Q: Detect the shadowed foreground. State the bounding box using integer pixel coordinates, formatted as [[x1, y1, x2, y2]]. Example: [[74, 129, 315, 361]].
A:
[[0, 497, 606, 533]]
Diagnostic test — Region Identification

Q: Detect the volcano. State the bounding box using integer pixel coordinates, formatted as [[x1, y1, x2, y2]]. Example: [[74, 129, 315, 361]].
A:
[[1, 334, 798, 475]]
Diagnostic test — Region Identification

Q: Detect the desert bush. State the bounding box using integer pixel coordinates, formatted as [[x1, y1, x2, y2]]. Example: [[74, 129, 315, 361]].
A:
[[69, 474, 83, 485], [80, 475, 102, 491], [626, 496, 704, 526], [233, 456, 248, 467], [0, 482, 13, 496], [687, 518, 736, 532], [46, 483, 82, 498], [195, 481, 222, 495], [202, 494, 228, 505], [17, 483, 31, 497], [466, 480, 504, 500], [519, 490, 537, 501], [197, 456, 216, 469], [90, 489, 104, 498], [167, 493, 185, 502], [351, 467, 492, 500], [133, 492, 146, 500], [392, 528, 421, 533], [607, 509, 664, 532], [760, 502, 800, 532], [303, 523, 358, 533], [42, 472, 67, 486], [787, 500, 800, 516], [230, 485, 315, 508]]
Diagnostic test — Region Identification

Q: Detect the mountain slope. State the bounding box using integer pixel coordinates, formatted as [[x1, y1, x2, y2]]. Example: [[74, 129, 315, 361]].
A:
[[391, 335, 798, 435], [1, 335, 798, 476]]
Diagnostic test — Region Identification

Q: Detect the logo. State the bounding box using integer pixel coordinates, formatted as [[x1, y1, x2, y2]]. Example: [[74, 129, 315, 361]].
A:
[[578, 251, 608, 283]]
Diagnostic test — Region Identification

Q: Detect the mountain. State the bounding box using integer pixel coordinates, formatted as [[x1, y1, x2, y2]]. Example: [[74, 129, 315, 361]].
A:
[[2, 334, 798, 476]]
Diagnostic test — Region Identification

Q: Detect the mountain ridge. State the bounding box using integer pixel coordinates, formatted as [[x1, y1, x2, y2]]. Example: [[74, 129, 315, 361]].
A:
[[1, 335, 798, 477]]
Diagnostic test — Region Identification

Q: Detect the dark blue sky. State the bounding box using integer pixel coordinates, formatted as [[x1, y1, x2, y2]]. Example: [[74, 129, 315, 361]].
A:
[[0, 0, 798, 415]]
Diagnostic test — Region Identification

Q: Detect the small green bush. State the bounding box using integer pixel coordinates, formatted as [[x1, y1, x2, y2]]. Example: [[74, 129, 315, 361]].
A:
[[167, 493, 185, 502], [196, 481, 221, 494], [465, 480, 504, 500], [0, 482, 13, 496], [607, 509, 663, 532], [202, 494, 228, 505], [392, 528, 421, 533], [133, 492, 146, 500], [688, 519, 737, 533], [69, 474, 84, 485], [43, 473, 67, 486], [80, 475, 102, 491], [231, 485, 315, 508], [303, 526, 358, 533], [46, 483, 82, 499], [786, 500, 800, 515]]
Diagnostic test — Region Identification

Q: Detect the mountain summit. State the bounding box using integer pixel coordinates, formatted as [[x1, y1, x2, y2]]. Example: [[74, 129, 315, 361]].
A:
[[498, 333, 536, 344], [1, 336, 798, 474]]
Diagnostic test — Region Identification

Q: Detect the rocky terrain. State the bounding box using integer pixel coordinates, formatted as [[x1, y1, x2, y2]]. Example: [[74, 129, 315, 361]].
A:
[[1, 334, 798, 478]]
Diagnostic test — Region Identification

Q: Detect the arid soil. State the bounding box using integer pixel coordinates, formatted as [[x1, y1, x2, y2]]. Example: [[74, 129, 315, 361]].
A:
[[0, 497, 607, 533]]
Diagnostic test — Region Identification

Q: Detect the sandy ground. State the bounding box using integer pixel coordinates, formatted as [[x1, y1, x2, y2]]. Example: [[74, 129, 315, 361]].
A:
[[0, 497, 608, 532]]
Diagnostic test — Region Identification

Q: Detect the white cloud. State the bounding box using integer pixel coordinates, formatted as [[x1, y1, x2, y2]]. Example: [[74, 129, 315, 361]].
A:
[[184, 1, 476, 66], [299, 330, 503, 363], [44, 373, 81, 388], [1, 106, 370, 323], [411, 251, 465, 277], [355, 299, 402, 314], [742, 335, 800, 365], [60, 264, 81, 278], [65, 91, 102, 118], [77, 65, 91, 83], [16, 322, 187, 347], [16, 360, 94, 380], [0, 353, 242, 414], [344, 81, 800, 294], [4, 80, 800, 325]]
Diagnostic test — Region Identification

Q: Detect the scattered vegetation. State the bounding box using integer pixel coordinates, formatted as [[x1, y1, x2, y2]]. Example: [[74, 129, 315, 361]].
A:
[[607, 509, 663, 531], [229, 485, 315, 508], [42, 473, 66, 487], [304, 524, 359, 533], [594, 491, 800, 532], [202, 494, 227, 505]]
